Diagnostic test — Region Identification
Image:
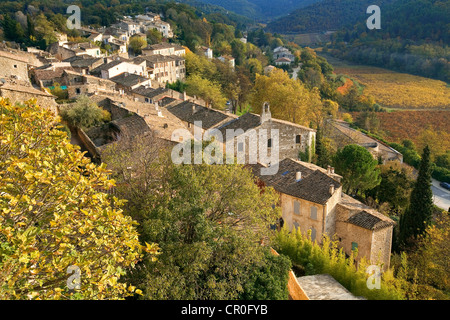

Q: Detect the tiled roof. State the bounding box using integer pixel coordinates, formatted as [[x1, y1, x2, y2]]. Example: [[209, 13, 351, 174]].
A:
[[217, 112, 314, 141], [217, 112, 262, 138], [167, 100, 231, 130], [110, 72, 149, 87], [346, 210, 395, 230], [250, 158, 341, 205], [110, 114, 150, 140], [133, 86, 169, 99], [33, 67, 75, 80]]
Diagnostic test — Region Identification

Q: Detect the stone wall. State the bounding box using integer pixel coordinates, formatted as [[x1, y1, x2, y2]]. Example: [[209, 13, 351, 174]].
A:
[[0, 56, 29, 81], [0, 88, 57, 114], [370, 227, 393, 270], [76, 127, 101, 162]]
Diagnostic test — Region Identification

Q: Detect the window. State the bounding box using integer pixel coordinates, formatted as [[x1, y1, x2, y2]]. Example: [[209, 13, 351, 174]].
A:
[[294, 201, 300, 215], [237, 142, 244, 152], [145, 98, 149, 103], [293, 221, 300, 231], [295, 135, 301, 144], [352, 242, 358, 251], [310, 227, 316, 241], [13, 64, 17, 69], [310, 206, 317, 220], [268, 138, 272, 148], [75, 88, 81, 94]]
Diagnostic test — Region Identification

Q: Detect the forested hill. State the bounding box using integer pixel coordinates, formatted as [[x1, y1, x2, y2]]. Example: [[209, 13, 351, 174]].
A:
[[190, 0, 322, 20], [327, 0, 450, 82], [266, 0, 396, 33], [0, 0, 252, 28]]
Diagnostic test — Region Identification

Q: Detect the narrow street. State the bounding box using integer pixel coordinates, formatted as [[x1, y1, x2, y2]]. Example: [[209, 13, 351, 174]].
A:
[[432, 178, 450, 211]]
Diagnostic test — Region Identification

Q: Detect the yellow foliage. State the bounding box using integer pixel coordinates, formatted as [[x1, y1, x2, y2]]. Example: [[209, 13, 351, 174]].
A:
[[0, 98, 159, 299]]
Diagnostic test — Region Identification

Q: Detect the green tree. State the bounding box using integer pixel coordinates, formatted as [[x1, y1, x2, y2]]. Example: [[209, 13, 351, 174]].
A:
[[367, 161, 414, 216], [102, 139, 281, 300], [0, 98, 158, 299], [128, 36, 147, 54], [399, 145, 434, 247], [59, 95, 110, 130], [315, 126, 331, 168], [332, 144, 381, 194], [146, 28, 163, 45], [239, 249, 291, 300]]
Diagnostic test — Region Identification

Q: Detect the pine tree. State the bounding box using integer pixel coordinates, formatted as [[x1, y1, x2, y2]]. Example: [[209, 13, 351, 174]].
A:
[[399, 145, 433, 247]]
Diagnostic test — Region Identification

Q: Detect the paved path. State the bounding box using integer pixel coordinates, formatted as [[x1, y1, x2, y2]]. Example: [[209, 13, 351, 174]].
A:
[[431, 178, 450, 211], [291, 66, 301, 80]]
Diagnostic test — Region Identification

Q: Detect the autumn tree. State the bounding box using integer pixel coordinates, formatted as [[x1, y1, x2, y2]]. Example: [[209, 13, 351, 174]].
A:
[[0, 98, 159, 299], [185, 74, 227, 109], [251, 69, 322, 126], [332, 144, 381, 195]]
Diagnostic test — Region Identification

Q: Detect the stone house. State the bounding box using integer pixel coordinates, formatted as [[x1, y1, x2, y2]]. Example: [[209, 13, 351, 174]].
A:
[[0, 81, 57, 114], [218, 55, 235, 69], [198, 46, 213, 59], [250, 158, 395, 268], [275, 57, 292, 66], [91, 59, 147, 79], [273, 46, 295, 61], [110, 72, 152, 93], [31, 66, 75, 87], [62, 70, 116, 99], [63, 55, 104, 74], [142, 43, 186, 57], [134, 54, 185, 84], [217, 104, 316, 165], [0, 50, 30, 81], [326, 120, 403, 163], [132, 86, 183, 105], [166, 100, 235, 135]]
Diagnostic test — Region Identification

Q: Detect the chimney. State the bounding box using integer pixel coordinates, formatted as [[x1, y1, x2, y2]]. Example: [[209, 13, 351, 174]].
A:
[[331, 167, 335, 174], [296, 171, 302, 181], [329, 184, 335, 195], [157, 110, 163, 117], [192, 104, 196, 114], [260, 102, 271, 124], [327, 165, 331, 175], [183, 91, 187, 101]]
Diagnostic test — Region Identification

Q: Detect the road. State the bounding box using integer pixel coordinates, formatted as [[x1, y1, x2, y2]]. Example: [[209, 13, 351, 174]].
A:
[[431, 179, 450, 211], [291, 66, 301, 80]]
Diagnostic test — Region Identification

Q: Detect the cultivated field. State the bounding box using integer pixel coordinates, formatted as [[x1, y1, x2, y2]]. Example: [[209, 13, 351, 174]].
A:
[[319, 53, 450, 110], [351, 110, 450, 145]]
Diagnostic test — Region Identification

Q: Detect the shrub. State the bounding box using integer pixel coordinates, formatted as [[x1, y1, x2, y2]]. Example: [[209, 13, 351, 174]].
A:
[[273, 227, 405, 300]]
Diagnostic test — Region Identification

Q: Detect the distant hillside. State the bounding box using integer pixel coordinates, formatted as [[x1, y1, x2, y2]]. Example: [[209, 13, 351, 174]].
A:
[[266, 0, 395, 33], [194, 0, 322, 20]]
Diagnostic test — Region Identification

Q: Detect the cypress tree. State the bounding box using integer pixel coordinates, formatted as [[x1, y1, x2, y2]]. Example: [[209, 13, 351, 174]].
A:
[[399, 145, 433, 247], [315, 126, 330, 168]]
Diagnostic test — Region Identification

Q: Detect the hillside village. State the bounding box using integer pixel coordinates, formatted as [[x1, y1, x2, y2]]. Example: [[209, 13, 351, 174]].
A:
[[0, 4, 447, 302]]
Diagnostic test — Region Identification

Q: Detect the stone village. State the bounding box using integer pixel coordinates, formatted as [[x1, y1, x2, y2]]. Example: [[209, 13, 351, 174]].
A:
[[0, 10, 405, 300]]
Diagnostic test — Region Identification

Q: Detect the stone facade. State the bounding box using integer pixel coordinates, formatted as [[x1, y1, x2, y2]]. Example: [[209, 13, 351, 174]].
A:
[[218, 104, 316, 165], [0, 55, 29, 81], [251, 158, 395, 268]]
